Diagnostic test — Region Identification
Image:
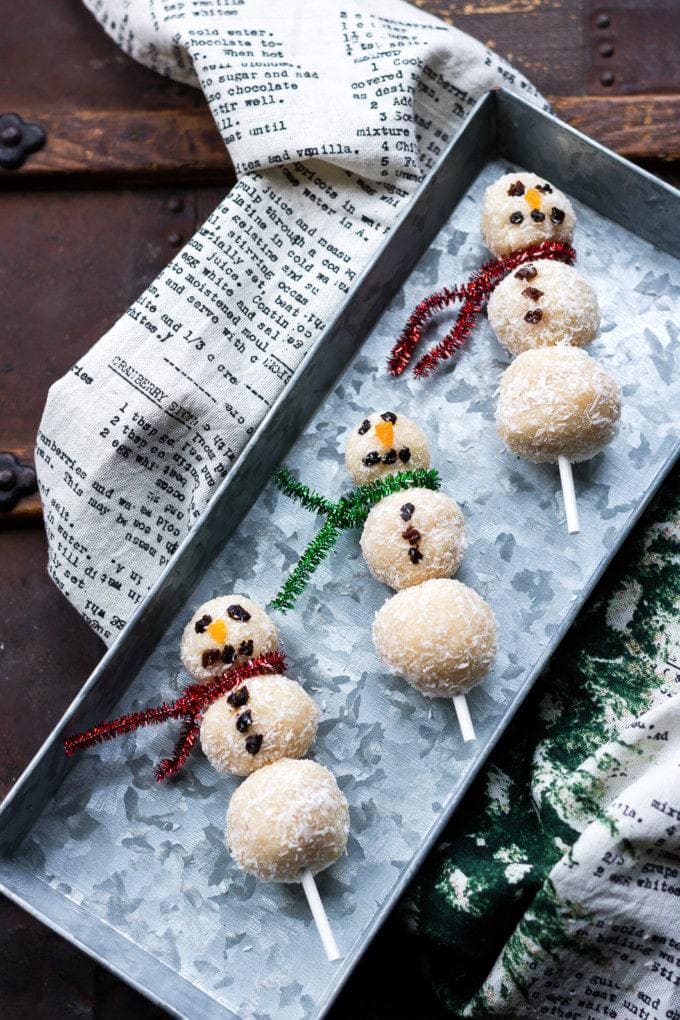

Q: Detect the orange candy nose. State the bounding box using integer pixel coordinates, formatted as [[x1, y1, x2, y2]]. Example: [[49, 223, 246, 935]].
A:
[[374, 421, 394, 447], [207, 619, 227, 644], [525, 188, 541, 211]]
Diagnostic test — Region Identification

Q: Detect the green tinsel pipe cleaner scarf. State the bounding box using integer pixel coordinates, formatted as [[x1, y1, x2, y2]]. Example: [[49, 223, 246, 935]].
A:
[[270, 467, 441, 612]]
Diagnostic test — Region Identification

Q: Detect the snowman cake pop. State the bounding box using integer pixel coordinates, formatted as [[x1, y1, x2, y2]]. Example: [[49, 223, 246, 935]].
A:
[[360, 488, 467, 590], [488, 260, 600, 355], [200, 673, 320, 777], [345, 411, 430, 485], [181, 595, 279, 683], [481, 172, 576, 258]]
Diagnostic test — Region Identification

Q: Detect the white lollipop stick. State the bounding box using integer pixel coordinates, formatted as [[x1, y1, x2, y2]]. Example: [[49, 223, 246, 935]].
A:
[[558, 455, 580, 535], [453, 694, 476, 743], [301, 868, 342, 962]]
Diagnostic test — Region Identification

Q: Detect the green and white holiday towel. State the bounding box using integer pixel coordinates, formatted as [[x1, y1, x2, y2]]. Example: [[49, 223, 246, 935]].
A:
[[408, 470, 680, 1018]]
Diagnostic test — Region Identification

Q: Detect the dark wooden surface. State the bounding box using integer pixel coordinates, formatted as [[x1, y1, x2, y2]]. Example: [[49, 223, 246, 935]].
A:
[[1, 1, 678, 1017]]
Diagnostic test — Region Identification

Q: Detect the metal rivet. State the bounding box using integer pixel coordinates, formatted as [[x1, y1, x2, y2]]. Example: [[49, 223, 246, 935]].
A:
[[0, 125, 22, 147], [599, 42, 614, 57], [596, 13, 610, 28], [167, 197, 184, 213], [600, 71, 615, 86], [0, 113, 47, 170], [0, 468, 16, 491], [168, 232, 183, 248]]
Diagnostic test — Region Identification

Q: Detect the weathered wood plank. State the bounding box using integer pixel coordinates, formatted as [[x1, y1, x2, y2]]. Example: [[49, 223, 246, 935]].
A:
[[3, 94, 678, 188], [552, 95, 680, 161], [0, 109, 234, 186]]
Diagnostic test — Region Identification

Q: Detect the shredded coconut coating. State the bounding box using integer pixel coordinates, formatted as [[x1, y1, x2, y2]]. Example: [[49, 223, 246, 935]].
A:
[[487, 260, 600, 355], [372, 578, 497, 698], [481, 172, 575, 258], [180, 595, 278, 683], [496, 346, 621, 464], [344, 410, 430, 485], [360, 488, 467, 590], [226, 758, 349, 883], [200, 675, 319, 777]]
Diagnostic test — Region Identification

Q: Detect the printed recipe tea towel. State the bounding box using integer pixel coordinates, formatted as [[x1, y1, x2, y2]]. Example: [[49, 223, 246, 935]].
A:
[[36, 0, 544, 641]]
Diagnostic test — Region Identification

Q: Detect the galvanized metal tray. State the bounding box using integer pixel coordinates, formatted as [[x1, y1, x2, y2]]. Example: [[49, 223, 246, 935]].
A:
[[1, 90, 679, 1020]]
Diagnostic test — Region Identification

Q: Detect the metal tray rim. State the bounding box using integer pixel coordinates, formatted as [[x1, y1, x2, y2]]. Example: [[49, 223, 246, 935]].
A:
[[2, 88, 679, 1020]]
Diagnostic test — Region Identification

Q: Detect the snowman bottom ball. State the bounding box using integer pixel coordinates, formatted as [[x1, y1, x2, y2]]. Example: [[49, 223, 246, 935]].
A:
[[496, 346, 621, 464], [200, 674, 319, 777], [360, 488, 466, 590], [372, 578, 497, 698], [226, 759, 350, 882]]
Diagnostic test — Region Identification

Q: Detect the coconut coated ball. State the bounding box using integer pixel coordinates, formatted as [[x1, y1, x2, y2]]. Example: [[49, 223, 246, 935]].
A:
[[180, 595, 278, 683], [372, 578, 497, 698], [488, 260, 599, 355], [481, 172, 575, 258], [226, 758, 350, 882], [360, 488, 466, 590], [496, 346, 621, 464], [345, 411, 430, 485], [200, 675, 320, 777]]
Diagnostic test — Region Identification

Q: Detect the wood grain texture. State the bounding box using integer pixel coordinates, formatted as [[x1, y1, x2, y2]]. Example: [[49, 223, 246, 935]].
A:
[[4, 93, 678, 187], [1, 109, 234, 185]]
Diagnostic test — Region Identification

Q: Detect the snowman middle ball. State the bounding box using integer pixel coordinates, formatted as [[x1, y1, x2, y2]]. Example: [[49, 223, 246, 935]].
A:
[[200, 674, 319, 777], [360, 488, 466, 590], [487, 260, 600, 355]]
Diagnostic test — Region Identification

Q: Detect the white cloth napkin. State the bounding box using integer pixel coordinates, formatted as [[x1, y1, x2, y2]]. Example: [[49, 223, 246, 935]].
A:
[[36, 0, 543, 641]]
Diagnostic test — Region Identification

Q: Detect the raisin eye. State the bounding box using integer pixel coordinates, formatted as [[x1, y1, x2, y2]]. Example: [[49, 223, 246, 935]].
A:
[[381, 411, 397, 423], [509, 211, 524, 224], [358, 419, 371, 435], [194, 614, 212, 634], [363, 451, 381, 467], [550, 207, 565, 224], [508, 181, 525, 196], [530, 210, 545, 222], [515, 265, 537, 281], [536, 183, 553, 194], [228, 604, 251, 622], [525, 309, 543, 323]]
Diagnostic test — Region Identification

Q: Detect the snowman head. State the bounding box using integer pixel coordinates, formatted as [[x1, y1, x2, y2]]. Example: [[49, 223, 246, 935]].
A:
[[481, 172, 575, 258], [344, 411, 431, 484], [180, 595, 279, 683]]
